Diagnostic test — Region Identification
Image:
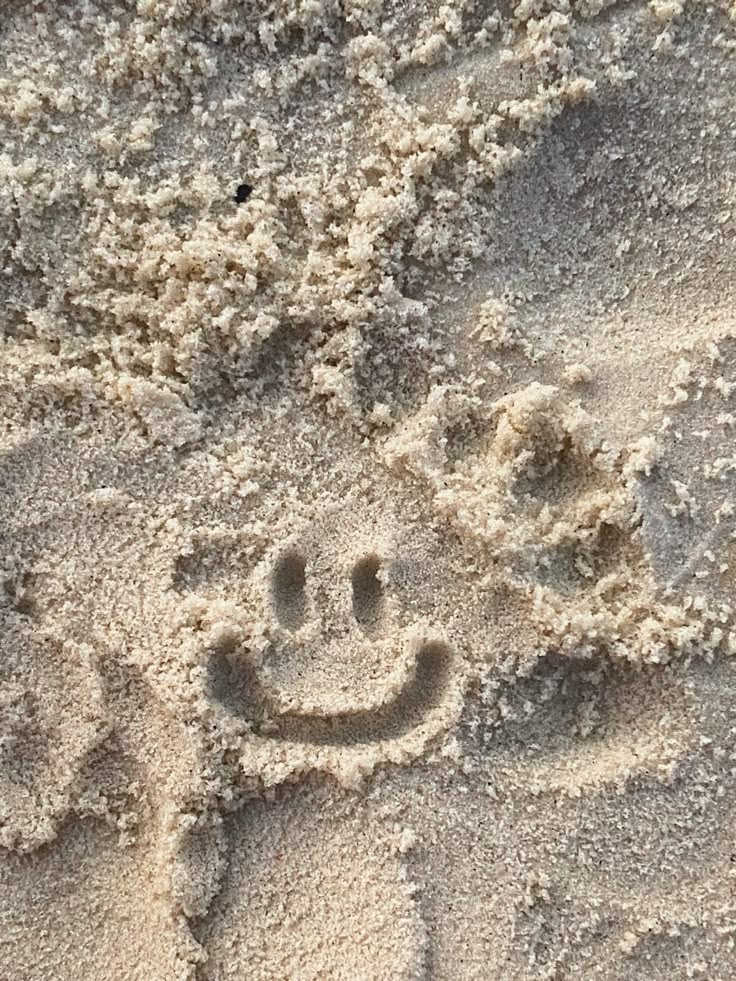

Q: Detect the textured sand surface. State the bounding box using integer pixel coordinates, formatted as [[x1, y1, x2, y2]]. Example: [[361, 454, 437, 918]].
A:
[[3, 0, 736, 978]]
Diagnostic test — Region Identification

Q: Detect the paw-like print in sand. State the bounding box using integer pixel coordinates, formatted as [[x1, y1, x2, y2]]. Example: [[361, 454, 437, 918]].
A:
[[383, 382, 672, 661], [202, 500, 463, 785]]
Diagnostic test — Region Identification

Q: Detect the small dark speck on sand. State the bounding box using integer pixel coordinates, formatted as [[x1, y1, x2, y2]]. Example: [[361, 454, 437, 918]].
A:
[[235, 183, 253, 203]]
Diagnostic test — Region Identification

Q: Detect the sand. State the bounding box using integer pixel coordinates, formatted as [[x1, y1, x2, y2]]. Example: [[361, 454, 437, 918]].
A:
[[2, 0, 736, 978]]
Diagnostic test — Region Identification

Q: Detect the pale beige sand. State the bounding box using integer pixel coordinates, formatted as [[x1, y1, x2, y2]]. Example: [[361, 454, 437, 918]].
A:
[[3, 0, 736, 978]]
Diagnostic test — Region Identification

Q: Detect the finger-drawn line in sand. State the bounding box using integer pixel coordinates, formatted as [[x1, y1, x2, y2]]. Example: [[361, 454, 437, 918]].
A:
[[208, 638, 453, 747], [271, 548, 308, 632], [350, 553, 386, 638]]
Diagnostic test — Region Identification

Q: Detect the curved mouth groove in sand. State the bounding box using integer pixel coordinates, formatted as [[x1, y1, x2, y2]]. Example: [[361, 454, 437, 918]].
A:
[[208, 640, 454, 747]]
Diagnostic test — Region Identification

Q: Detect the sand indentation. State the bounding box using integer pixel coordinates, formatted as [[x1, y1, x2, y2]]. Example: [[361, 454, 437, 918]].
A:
[[209, 639, 453, 747], [271, 549, 308, 632], [351, 553, 385, 638], [0, 623, 107, 852], [472, 652, 696, 793]]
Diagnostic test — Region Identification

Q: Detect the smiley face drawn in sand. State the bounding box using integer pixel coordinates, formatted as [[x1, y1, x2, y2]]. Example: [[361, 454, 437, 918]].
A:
[[202, 498, 464, 781]]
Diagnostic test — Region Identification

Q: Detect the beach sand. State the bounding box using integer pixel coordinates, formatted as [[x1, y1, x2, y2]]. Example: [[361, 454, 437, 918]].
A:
[[2, 0, 736, 977]]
